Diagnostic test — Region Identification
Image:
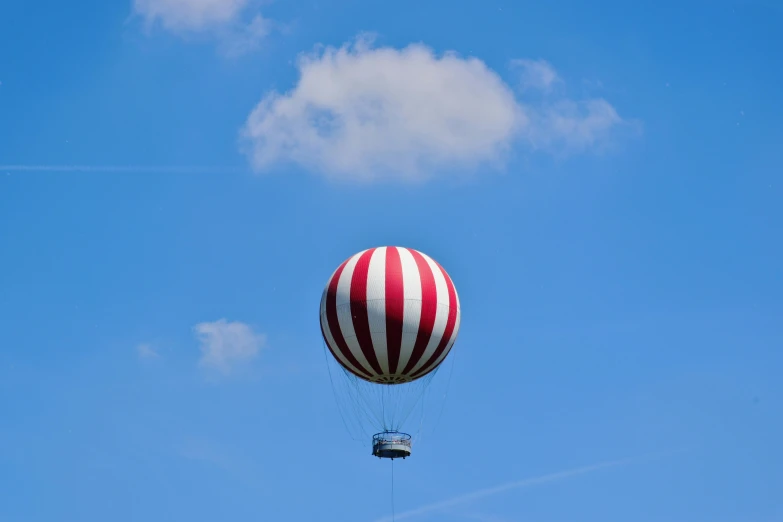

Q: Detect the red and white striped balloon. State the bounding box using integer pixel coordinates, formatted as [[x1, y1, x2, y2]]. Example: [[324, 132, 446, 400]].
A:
[[320, 247, 461, 384]]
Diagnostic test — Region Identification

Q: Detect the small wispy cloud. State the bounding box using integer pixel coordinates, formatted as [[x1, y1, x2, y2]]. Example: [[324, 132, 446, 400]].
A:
[[136, 343, 160, 360], [218, 13, 272, 57], [512, 58, 561, 92], [134, 0, 250, 32], [373, 457, 639, 522], [0, 165, 244, 174], [522, 98, 628, 154], [194, 319, 266, 376], [131, 0, 277, 57]]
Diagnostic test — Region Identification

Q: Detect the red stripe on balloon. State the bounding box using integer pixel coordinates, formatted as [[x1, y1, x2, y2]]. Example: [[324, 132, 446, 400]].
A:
[[385, 247, 405, 375]]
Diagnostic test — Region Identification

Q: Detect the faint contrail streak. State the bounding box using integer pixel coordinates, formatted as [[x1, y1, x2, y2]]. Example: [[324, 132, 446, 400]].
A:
[[0, 165, 246, 174], [373, 454, 658, 522]]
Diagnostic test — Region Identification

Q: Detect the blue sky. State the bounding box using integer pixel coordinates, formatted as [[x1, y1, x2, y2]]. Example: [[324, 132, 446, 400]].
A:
[[1, 0, 781, 521]]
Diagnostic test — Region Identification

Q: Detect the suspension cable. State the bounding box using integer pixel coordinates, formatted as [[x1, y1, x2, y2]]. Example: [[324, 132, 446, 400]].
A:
[[391, 459, 395, 522]]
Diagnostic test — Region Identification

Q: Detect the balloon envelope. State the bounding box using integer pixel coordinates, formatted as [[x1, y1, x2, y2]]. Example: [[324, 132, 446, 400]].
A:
[[319, 246, 461, 385]]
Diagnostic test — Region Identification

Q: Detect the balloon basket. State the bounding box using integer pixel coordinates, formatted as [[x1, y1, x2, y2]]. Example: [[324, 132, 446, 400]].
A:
[[372, 431, 412, 459]]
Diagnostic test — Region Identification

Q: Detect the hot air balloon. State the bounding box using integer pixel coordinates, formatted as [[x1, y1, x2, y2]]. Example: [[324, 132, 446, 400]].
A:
[[319, 246, 461, 459]]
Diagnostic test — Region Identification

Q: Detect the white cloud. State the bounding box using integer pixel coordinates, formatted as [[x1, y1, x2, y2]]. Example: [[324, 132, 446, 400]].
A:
[[137, 343, 160, 359], [133, 0, 249, 31], [241, 36, 521, 182], [240, 37, 635, 182], [512, 58, 561, 91], [194, 319, 265, 375]]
